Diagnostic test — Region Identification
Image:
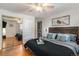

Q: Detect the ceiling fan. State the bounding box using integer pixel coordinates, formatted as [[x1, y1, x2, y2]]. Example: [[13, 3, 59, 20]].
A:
[[25, 3, 54, 12]]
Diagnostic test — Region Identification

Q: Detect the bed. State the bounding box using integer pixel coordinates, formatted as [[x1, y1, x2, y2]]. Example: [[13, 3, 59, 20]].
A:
[[24, 27, 79, 56]]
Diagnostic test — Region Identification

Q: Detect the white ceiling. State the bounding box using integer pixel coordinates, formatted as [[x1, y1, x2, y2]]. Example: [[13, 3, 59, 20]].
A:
[[0, 3, 79, 18]]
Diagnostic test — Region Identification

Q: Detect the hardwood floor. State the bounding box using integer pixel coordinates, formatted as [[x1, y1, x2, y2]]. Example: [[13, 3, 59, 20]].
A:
[[3, 37, 22, 48], [0, 37, 34, 56], [0, 44, 34, 56]]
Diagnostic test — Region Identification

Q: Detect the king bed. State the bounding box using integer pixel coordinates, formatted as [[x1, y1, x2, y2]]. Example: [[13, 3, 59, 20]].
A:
[[24, 27, 79, 56]]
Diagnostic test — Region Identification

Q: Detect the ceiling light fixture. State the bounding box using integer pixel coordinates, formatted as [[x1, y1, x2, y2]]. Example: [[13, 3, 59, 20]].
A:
[[31, 3, 54, 12]]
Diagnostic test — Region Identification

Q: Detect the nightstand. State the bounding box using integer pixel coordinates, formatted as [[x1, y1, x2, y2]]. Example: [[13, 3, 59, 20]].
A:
[[76, 37, 79, 45]]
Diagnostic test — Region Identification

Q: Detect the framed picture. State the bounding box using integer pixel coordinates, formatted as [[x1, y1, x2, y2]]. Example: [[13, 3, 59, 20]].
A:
[[52, 15, 70, 26], [9, 24, 13, 27]]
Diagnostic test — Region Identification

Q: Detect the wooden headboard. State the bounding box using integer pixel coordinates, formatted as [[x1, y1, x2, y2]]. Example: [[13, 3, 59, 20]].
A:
[[49, 27, 78, 34], [49, 27, 79, 44]]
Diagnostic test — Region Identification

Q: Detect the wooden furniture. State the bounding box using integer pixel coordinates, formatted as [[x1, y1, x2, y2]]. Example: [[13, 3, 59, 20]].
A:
[[24, 27, 79, 56], [3, 35, 6, 39], [49, 27, 79, 44], [15, 33, 22, 41]]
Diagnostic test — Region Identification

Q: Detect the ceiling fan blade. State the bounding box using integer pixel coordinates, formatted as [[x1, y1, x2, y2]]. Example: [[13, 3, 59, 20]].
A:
[[46, 6, 54, 9], [27, 9, 33, 12], [16, 5, 31, 11]]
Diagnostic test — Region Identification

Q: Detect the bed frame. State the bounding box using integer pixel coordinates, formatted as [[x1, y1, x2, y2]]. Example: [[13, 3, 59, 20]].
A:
[[24, 27, 79, 56]]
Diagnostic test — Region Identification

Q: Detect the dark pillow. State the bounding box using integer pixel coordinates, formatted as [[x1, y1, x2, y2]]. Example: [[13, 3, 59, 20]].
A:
[[55, 34, 58, 39]]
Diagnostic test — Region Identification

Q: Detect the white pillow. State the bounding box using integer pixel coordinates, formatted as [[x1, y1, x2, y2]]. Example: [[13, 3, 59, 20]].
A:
[[57, 33, 62, 40], [52, 33, 57, 39], [47, 33, 53, 39], [57, 33, 65, 42]]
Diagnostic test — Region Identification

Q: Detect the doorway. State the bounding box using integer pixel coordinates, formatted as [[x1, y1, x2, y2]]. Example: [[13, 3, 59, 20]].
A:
[[37, 21, 42, 38], [2, 15, 23, 49]]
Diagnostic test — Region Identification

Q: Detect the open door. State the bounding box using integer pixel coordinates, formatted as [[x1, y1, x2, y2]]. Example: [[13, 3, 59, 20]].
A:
[[37, 21, 42, 38], [2, 15, 23, 49]]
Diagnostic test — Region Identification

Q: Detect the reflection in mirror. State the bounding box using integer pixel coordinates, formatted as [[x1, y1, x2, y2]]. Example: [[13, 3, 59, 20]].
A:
[[2, 15, 23, 48]]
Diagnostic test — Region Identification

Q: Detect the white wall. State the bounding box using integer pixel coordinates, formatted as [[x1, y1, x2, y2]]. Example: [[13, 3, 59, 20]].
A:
[[42, 8, 79, 36], [6, 20, 19, 37], [0, 9, 35, 49], [23, 16, 35, 43], [0, 14, 2, 49]]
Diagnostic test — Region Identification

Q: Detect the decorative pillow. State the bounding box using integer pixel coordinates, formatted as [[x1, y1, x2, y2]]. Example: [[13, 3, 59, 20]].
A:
[[63, 34, 71, 42], [57, 33, 62, 40], [47, 33, 53, 39], [68, 34, 77, 42], [57, 34, 77, 42], [55, 34, 58, 39], [52, 33, 57, 39], [57, 33, 65, 41]]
